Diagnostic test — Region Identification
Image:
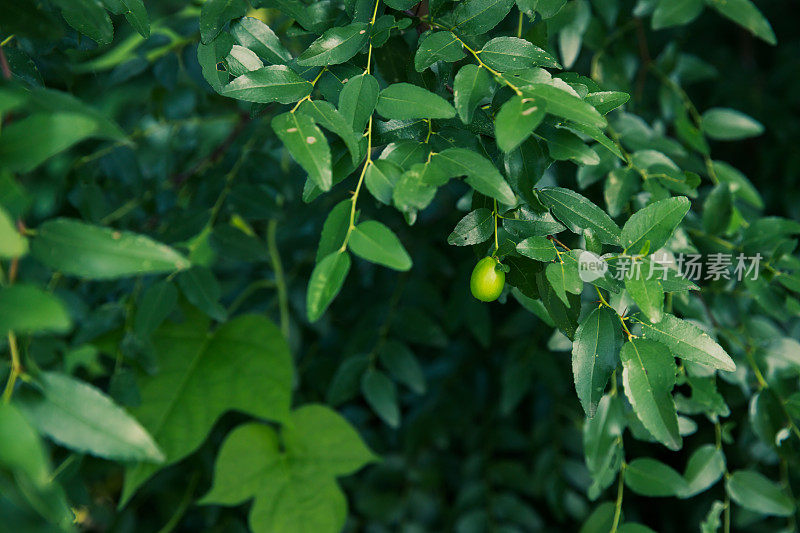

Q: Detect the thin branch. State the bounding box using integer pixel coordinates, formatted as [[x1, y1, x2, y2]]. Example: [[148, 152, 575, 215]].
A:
[[170, 112, 251, 187]]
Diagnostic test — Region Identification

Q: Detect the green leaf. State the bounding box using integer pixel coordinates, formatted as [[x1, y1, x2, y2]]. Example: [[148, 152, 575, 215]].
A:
[[0, 206, 26, 258], [121, 313, 293, 504], [701, 501, 726, 533], [231, 17, 292, 64], [546, 260, 583, 305], [447, 208, 495, 246], [105, 0, 150, 38], [31, 218, 188, 279], [0, 113, 98, 173], [365, 159, 402, 204], [585, 91, 630, 114], [522, 84, 607, 128], [327, 355, 369, 406], [221, 66, 313, 104], [583, 394, 625, 497], [415, 31, 466, 72], [0, 285, 71, 337], [624, 260, 664, 323], [53, 0, 113, 45], [713, 160, 763, 208], [682, 444, 725, 497], [249, 477, 347, 533], [317, 200, 355, 261], [652, 0, 704, 28], [495, 95, 546, 152], [620, 338, 681, 450], [545, 128, 601, 165], [378, 340, 426, 394], [537, 0, 567, 18], [307, 251, 351, 322], [538, 187, 621, 245], [702, 184, 733, 235], [605, 167, 638, 218], [625, 458, 689, 497], [361, 369, 400, 427], [701, 107, 764, 140], [480, 37, 560, 71], [0, 402, 52, 488], [536, 270, 581, 339], [177, 266, 228, 322], [517, 236, 558, 261], [226, 45, 263, 76], [454, 64, 494, 124], [18, 371, 164, 463], [298, 99, 361, 164], [348, 220, 412, 271], [134, 281, 178, 338], [638, 313, 736, 372], [199, 0, 247, 43], [283, 404, 377, 477], [339, 73, 380, 133], [297, 22, 370, 66], [620, 196, 690, 254], [453, 0, 515, 34], [432, 148, 517, 205], [197, 33, 234, 92], [272, 111, 332, 191], [706, 0, 776, 45], [572, 307, 622, 417], [200, 423, 281, 506], [393, 164, 439, 213], [727, 470, 795, 516], [579, 502, 616, 533], [376, 83, 456, 120]]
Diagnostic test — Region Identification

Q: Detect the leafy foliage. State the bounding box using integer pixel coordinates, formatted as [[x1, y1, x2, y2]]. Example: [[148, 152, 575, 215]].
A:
[[1, 0, 799, 532]]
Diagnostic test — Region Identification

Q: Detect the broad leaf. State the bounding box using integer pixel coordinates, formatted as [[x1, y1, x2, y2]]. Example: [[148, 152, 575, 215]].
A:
[[538, 187, 621, 245], [480, 37, 560, 71], [0, 285, 72, 337], [620, 196, 690, 254], [495, 95, 546, 152], [348, 221, 412, 271], [448, 208, 494, 246], [221, 66, 312, 104], [339, 73, 380, 133], [453, 0, 515, 34], [361, 369, 400, 427], [682, 445, 725, 498], [297, 22, 370, 66], [572, 307, 622, 417], [376, 83, 456, 120], [18, 371, 164, 463], [454, 64, 494, 124], [625, 458, 689, 497], [232, 16, 292, 64], [432, 148, 516, 205], [701, 107, 764, 141], [727, 470, 795, 516], [121, 313, 293, 504], [706, 0, 776, 45], [272, 111, 332, 191], [620, 338, 681, 450], [31, 219, 189, 279], [307, 251, 351, 322], [638, 313, 736, 372], [415, 31, 465, 71]]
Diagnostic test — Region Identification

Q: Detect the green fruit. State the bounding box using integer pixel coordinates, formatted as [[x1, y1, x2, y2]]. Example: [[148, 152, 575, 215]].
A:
[[470, 256, 505, 302]]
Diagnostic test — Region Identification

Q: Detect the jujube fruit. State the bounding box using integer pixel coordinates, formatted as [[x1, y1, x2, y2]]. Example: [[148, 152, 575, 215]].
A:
[[470, 256, 505, 302]]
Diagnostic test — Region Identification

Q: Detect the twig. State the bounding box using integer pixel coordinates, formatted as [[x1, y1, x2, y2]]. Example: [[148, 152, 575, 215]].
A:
[[170, 112, 251, 187], [0, 47, 11, 80]]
